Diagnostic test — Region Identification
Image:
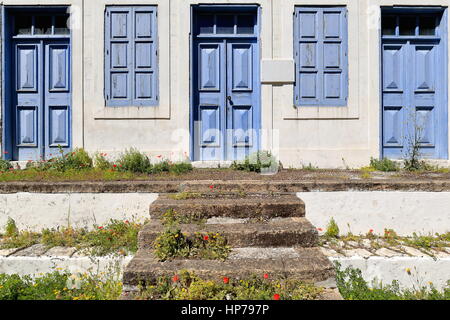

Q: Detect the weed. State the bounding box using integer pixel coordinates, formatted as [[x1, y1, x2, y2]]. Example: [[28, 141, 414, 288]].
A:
[[153, 225, 230, 262], [94, 153, 113, 170], [137, 270, 324, 300], [0, 271, 122, 300], [169, 192, 203, 201], [335, 262, 450, 300], [161, 209, 205, 226], [0, 160, 12, 172], [325, 218, 340, 238], [369, 158, 400, 172], [5, 218, 18, 238], [231, 151, 278, 173], [117, 148, 152, 173], [1, 219, 145, 256], [302, 163, 318, 171]]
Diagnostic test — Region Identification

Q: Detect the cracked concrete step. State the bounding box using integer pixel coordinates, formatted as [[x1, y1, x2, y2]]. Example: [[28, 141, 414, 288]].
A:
[[123, 247, 334, 286], [149, 193, 305, 219], [138, 217, 318, 249]]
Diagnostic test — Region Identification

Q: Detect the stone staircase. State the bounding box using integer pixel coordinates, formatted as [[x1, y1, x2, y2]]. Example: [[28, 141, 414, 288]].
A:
[[122, 192, 338, 299]]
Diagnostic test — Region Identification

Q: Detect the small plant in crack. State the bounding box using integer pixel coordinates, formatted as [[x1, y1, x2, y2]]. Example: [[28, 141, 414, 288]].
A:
[[153, 229, 231, 262]]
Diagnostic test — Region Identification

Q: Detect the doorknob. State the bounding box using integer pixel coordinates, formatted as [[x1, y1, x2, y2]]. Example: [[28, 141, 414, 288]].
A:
[[227, 96, 233, 105]]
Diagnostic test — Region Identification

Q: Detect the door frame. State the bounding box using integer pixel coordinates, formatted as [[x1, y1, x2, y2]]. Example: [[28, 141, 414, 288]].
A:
[[379, 6, 448, 160], [2, 6, 72, 161], [189, 4, 261, 161]]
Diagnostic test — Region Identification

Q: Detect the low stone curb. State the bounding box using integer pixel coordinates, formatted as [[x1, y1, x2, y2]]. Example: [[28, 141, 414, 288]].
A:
[[320, 242, 450, 259], [1, 179, 450, 193]]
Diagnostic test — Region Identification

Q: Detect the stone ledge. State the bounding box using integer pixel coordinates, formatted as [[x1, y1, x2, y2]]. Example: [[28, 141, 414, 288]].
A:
[[1, 179, 450, 193]]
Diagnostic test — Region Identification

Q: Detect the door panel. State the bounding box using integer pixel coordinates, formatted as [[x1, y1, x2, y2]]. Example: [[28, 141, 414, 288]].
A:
[[12, 39, 71, 161], [382, 40, 445, 158], [44, 40, 71, 158], [381, 10, 447, 160], [226, 40, 258, 161], [14, 42, 43, 160], [194, 41, 226, 161]]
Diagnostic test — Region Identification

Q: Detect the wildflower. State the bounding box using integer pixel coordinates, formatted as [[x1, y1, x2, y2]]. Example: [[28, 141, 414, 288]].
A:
[[209, 185, 214, 190], [223, 277, 230, 284], [263, 273, 269, 279], [172, 275, 179, 283], [98, 226, 104, 230], [317, 228, 323, 232], [273, 294, 280, 300], [406, 268, 411, 275], [156, 155, 162, 158], [203, 235, 209, 241], [125, 220, 129, 224], [113, 165, 117, 168], [369, 229, 374, 233]]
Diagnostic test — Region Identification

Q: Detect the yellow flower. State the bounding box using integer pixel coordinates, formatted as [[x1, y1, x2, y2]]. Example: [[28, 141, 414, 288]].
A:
[[406, 268, 411, 274]]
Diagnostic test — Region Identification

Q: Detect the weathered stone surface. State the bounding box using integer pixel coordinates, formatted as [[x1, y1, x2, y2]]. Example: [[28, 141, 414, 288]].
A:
[[229, 247, 300, 260], [319, 247, 342, 257], [344, 241, 359, 248], [375, 248, 400, 257], [150, 193, 305, 219], [0, 248, 21, 257], [1, 178, 449, 195], [123, 247, 334, 286], [44, 247, 78, 257], [12, 244, 49, 257], [139, 217, 317, 249], [343, 249, 373, 258], [400, 246, 429, 257], [319, 288, 343, 300]]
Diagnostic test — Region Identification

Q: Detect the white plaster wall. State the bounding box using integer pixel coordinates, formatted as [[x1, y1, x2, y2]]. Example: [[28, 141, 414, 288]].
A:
[[299, 191, 450, 236], [0, 193, 158, 231], [331, 256, 450, 291]]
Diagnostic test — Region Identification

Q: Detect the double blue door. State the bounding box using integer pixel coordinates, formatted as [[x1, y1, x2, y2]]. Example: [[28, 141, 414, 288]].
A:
[[382, 11, 448, 159], [192, 10, 260, 161], [13, 39, 71, 161]]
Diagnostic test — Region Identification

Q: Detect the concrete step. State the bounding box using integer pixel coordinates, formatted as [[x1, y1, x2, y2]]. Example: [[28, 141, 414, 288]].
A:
[[149, 193, 305, 219], [123, 247, 334, 287], [138, 217, 318, 249]]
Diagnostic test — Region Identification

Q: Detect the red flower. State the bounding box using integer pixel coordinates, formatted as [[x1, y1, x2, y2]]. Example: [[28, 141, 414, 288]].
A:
[[223, 277, 229, 284], [273, 294, 280, 300], [209, 185, 214, 189], [317, 228, 323, 232], [263, 273, 269, 279], [369, 229, 374, 233], [156, 155, 162, 158], [98, 226, 104, 230], [172, 275, 179, 283], [113, 165, 117, 168], [125, 220, 129, 224], [203, 235, 209, 241]]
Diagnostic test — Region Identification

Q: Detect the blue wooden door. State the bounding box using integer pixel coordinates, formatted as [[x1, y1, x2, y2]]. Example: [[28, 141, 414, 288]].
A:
[[192, 10, 260, 161], [13, 39, 71, 161], [382, 12, 447, 159]]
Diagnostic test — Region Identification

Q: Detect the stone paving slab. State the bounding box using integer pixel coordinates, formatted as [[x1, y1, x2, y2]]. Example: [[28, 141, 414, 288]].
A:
[[12, 244, 49, 257], [44, 246, 78, 257], [0, 248, 21, 257]]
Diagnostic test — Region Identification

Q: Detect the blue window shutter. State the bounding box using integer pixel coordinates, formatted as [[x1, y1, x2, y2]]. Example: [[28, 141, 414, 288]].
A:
[[105, 6, 158, 106], [295, 7, 348, 106]]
